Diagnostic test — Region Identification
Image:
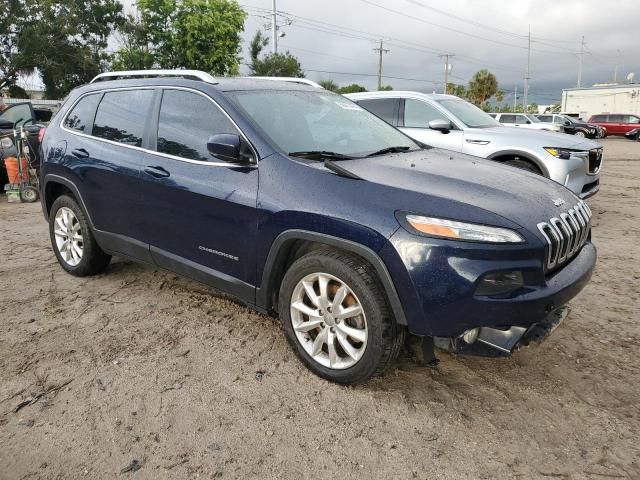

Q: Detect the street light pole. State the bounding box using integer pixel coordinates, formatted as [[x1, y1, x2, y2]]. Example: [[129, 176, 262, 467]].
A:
[[271, 0, 278, 54]]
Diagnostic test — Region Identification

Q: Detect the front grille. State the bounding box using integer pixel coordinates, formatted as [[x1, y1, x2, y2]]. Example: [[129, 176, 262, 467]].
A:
[[588, 148, 603, 173], [537, 201, 592, 271]]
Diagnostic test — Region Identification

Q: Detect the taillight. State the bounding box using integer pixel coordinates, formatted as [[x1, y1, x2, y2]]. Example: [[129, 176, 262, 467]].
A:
[[38, 127, 46, 143]]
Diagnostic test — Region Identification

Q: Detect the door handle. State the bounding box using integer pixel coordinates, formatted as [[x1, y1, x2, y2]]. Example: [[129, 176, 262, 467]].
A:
[[71, 148, 90, 158], [144, 166, 170, 178]]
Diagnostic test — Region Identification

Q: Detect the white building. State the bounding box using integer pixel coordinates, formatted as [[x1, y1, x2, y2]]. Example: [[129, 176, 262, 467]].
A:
[[561, 84, 640, 121]]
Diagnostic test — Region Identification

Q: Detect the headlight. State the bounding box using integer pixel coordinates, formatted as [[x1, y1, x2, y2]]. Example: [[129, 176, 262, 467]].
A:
[[544, 147, 573, 159], [404, 214, 525, 243]]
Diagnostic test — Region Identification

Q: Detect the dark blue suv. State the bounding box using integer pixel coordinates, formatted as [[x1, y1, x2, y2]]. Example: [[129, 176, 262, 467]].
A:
[[40, 71, 596, 384]]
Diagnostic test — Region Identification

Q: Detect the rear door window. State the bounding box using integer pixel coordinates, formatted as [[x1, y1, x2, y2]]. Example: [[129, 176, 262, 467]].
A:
[[93, 89, 154, 147], [538, 115, 551, 122], [156, 89, 238, 162], [63, 94, 101, 133], [499, 114, 516, 123], [609, 114, 625, 123], [592, 115, 608, 122], [514, 115, 529, 124], [403, 99, 448, 128], [357, 98, 398, 125]]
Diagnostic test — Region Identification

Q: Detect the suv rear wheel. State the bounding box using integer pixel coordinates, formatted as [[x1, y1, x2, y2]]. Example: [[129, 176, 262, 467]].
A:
[[49, 195, 111, 276], [278, 249, 404, 384]]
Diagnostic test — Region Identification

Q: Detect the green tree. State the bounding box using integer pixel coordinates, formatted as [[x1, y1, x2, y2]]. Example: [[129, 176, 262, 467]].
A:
[[446, 82, 467, 98], [467, 69, 498, 105], [15, 0, 124, 98], [0, 0, 30, 90], [7, 85, 29, 98], [379, 84, 393, 91], [248, 30, 304, 77], [114, 0, 246, 75], [319, 79, 338, 92], [336, 84, 367, 94]]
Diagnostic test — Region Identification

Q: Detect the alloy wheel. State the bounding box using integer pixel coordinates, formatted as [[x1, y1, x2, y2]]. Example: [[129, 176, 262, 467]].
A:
[[53, 207, 84, 266], [290, 272, 368, 369]]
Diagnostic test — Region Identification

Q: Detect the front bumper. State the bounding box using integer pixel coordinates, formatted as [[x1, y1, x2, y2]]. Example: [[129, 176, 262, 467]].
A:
[[383, 228, 596, 338]]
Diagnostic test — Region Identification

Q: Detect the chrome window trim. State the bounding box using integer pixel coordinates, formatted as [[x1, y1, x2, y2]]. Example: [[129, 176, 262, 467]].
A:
[[60, 85, 258, 168]]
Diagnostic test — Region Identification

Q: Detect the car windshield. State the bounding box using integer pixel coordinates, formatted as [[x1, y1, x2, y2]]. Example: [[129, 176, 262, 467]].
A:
[[226, 90, 419, 157], [436, 99, 499, 128], [525, 114, 541, 123]]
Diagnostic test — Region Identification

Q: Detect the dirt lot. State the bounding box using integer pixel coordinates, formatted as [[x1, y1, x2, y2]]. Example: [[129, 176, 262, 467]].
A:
[[0, 137, 639, 480]]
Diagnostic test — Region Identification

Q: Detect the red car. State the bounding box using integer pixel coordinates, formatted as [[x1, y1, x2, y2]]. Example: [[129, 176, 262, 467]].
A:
[[587, 113, 640, 136]]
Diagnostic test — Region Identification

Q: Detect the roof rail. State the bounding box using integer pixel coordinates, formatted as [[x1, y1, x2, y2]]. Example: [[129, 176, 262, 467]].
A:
[[241, 76, 323, 88], [90, 69, 218, 84]]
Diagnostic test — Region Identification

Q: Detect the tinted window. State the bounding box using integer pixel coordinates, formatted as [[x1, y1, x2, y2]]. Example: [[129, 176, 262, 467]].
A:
[[157, 90, 237, 161], [538, 115, 552, 122], [93, 90, 154, 147], [0, 103, 33, 128], [609, 114, 625, 122], [515, 115, 529, 124], [591, 115, 608, 122], [404, 99, 447, 128], [357, 99, 397, 124], [63, 94, 100, 132], [500, 114, 516, 123]]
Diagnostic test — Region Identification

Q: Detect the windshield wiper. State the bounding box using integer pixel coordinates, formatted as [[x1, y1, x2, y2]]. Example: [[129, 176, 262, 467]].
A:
[[289, 150, 355, 160], [365, 146, 412, 157], [288, 150, 361, 180]]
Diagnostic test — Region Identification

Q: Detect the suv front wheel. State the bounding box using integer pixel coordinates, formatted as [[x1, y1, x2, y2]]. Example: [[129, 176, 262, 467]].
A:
[[49, 195, 111, 276], [278, 249, 404, 384]]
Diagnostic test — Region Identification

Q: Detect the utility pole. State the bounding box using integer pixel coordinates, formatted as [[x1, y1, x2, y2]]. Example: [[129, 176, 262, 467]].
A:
[[271, 0, 278, 54], [523, 25, 531, 113], [374, 39, 389, 90], [513, 86, 517, 112], [440, 54, 455, 94], [577, 35, 585, 88]]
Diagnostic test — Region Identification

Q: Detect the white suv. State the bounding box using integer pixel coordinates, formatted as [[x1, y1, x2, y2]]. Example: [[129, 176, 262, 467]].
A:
[[346, 91, 601, 198], [489, 113, 563, 133]]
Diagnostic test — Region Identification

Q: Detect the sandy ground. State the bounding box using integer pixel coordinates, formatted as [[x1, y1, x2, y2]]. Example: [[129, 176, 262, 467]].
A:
[[0, 138, 639, 480]]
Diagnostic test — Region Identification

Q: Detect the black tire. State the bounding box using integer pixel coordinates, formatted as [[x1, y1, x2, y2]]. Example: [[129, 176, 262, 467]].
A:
[[574, 130, 586, 138], [503, 158, 542, 175], [49, 195, 111, 276], [19, 185, 39, 203], [278, 249, 404, 384]]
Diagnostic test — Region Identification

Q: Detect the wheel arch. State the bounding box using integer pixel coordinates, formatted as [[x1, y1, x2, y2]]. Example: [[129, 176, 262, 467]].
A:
[[42, 174, 94, 227], [488, 150, 548, 177], [256, 230, 407, 326]]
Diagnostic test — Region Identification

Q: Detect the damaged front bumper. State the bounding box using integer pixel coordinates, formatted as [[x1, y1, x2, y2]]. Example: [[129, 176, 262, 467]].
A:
[[435, 306, 570, 356]]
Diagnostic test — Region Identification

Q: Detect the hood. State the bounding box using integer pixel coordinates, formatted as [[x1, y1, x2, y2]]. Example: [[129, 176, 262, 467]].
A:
[[467, 126, 600, 150], [336, 148, 580, 232]]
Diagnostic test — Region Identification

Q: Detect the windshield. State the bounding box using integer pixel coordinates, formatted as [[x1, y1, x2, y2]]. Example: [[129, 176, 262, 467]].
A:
[[436, 99, 499, 128], [226, 90, 418, 157], [525, 114, 541, 123]]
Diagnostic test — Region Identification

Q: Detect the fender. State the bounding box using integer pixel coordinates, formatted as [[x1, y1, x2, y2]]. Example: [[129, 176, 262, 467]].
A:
[[256, 230, 407, 326], [42, 174, 95, 227], [487, 149, 550, 177]]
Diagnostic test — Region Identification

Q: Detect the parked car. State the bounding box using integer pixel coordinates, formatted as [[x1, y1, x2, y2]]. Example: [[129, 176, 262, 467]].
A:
[[536, 114, 602, 138], [587, 113, 640, 136], [489, 112, 563, 133], [624, 127, 640, 141], [40, 71, 596, 384], [0, 102, 50, 187], [347, 92, 601, 199]]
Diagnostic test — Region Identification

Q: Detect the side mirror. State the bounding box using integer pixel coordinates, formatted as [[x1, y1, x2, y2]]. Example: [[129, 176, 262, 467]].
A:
[[428, 119, 451, 133], [207, 133, 250, 163], [525, 120, 531, 124], [564, 121, 571, 126]]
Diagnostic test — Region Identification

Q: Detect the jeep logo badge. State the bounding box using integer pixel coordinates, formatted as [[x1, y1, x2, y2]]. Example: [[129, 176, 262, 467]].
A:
[[552, 198, 566, 207]]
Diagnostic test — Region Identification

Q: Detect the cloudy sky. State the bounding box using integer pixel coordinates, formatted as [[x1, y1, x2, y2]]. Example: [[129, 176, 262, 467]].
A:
[[20, 0, 639, 106], [239, 0, 640, 105]]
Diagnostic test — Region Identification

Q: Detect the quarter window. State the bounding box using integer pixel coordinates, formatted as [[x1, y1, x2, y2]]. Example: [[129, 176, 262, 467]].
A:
[[403, 99, 448, 128], [156, 90, 237, 161], [357, 99, 397, 124], [93, 90, 154, 147], [63, 94, 100, 132]]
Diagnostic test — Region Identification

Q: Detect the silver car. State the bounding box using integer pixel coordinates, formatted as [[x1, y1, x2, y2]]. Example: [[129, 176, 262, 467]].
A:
[[346, 92, 601, 199]]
